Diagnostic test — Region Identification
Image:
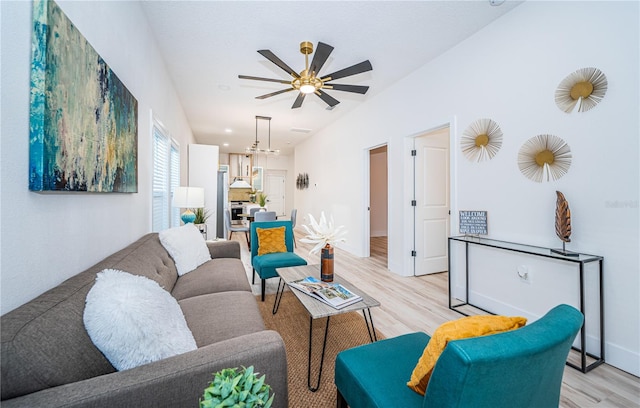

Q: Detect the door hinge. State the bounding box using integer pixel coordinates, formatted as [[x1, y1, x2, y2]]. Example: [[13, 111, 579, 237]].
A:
[[411, 149, 417, 156], [411, 200, 417, 206], [411, 250, 417, 257]]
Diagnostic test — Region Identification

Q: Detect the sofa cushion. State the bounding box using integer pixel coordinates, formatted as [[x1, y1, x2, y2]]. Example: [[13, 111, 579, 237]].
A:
[[171, 258, 251, 301], [159, 224, 211, 276], [110, 233, 179, 292], [1, 233, 179, 400], [84, 269, 197, 371], [407, 315, 527, 395], [1, 269, 117, 400], [179, 291, 265, 346]]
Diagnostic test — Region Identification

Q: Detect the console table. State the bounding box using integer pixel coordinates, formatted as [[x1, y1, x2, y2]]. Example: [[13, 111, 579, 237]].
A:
[[447, 235, 604, 373]]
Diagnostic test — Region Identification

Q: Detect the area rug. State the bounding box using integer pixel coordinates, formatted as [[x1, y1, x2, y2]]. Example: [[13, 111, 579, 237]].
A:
[[257, 291, 384, 408]]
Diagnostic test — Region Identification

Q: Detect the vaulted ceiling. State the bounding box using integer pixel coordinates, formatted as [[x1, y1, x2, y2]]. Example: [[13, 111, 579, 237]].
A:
[[141, 1, 522, 155]]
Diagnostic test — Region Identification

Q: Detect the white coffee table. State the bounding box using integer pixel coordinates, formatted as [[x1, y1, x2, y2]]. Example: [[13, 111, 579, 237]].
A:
[[274, 264, 380, 392]]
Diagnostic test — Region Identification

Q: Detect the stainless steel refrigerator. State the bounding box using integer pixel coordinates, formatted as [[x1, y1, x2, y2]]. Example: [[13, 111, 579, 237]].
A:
[[216, 171, 228, 238]]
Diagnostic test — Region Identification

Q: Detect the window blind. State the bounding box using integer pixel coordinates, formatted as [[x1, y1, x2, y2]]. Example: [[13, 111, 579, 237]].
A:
[[152, 122, 179, 232], [170, 144, 180, 228]]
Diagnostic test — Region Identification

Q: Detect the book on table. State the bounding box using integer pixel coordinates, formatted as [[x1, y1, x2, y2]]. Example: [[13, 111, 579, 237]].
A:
[[289, 276, 362, 309]]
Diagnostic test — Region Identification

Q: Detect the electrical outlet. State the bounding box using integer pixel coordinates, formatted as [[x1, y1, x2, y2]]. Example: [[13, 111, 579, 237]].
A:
[[517, 265, 532, 284]]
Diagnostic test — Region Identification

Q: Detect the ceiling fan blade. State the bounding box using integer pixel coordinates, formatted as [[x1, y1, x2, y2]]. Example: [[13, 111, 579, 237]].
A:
[[326, 84, 369, 94], [257, 49, 300, 78], [255, 88, 295, 99], [292, 93, 306, 109], [316, 90, 340, 108], [309, 42, 334, 75], [322, 60, 373, 81], [239, 75, 291, 84]]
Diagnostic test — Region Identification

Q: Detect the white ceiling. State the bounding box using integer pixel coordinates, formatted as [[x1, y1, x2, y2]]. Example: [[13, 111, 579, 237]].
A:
[[141, 1, 522, 155]]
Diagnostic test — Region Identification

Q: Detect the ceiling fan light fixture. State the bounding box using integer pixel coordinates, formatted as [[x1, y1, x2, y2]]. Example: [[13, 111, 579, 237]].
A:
[[300, 83, 316, 94], [239, 41, 372, 108]]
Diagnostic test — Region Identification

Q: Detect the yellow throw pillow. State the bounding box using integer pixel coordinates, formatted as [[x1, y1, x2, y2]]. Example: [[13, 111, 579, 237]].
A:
[[407, 315, 527, 395], [257, 226, 287, 256]]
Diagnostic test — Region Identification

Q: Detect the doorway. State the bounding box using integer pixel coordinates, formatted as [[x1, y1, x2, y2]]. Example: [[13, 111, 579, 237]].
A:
[[369, 145, 388, 266], [265, 172, 286, 216], [414, 126, 450, 276]]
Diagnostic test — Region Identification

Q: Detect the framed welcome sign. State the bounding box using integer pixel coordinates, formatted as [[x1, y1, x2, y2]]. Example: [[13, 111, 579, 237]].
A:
[[459, 210, 488, 235], [29, 0, 138, 192]]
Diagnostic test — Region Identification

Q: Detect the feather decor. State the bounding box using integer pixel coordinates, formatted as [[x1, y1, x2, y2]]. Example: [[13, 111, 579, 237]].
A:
[[555, 67, 608, 113], [460, 118, 503, 162], [555, 191, 572, 243], [517, 134, 572, 182]]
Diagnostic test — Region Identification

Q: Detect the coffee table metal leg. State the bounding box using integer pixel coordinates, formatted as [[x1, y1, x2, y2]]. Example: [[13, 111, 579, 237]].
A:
[[362, 308, 378, 342], [308, 316, 330, 392], [272, 278, 285, 315]]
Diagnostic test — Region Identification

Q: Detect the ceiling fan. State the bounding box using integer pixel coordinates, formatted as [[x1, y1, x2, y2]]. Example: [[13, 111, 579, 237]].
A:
[[239, 41, 372, 109]]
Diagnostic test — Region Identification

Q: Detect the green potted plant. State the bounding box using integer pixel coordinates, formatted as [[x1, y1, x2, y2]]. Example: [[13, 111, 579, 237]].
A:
[[193, 207, 211, 225], [257, 193, 268, 208], [193, 207, 211, 236], [200, 366, 274, 408]]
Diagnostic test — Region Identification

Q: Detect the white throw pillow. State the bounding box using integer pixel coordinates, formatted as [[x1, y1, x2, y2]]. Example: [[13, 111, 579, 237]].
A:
[[83, 269, 197, 371], [159, 223, 211, 276]]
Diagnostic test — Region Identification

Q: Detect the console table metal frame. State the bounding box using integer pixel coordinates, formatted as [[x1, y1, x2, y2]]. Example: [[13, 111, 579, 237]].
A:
[[447, 235, 604, 373]]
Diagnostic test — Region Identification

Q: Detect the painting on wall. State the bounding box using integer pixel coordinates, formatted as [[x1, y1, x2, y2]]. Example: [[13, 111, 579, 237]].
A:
[[29, 0, 138, 192]]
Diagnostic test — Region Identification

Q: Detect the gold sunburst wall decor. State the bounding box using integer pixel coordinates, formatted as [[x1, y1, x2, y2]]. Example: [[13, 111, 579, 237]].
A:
[[555, 67, 608, 113], [460, 118, 503, 162], [518, 134, 572, 182]]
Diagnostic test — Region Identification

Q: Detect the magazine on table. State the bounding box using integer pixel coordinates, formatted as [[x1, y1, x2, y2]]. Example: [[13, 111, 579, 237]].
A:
[[289, 276, 362, 309]]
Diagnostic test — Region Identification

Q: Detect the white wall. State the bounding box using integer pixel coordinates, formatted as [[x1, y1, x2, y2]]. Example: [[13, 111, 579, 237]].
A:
[[0, 1, 195, 313], [188, 144, 219, 239], [294, 1, 639, 375]]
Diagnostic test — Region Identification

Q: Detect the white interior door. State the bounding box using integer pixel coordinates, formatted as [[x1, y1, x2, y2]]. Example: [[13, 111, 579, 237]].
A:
[[265, 174, 285, 216], [415, 127, 450, 275]]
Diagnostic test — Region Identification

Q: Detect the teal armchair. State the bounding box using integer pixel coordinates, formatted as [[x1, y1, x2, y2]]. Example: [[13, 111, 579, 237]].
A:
[[251, 220, 307, 301], [335, 304, 584, 408]]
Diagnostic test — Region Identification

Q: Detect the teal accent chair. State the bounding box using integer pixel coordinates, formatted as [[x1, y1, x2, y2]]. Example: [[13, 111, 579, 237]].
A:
[[335, 304, 584, 408], [251, 221, 307, 301]]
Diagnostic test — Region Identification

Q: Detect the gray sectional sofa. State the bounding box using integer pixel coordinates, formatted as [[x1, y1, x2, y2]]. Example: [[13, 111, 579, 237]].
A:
[[1, 233, 288, 407]]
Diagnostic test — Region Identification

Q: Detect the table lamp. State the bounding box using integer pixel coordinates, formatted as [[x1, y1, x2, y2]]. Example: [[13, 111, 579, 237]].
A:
[[172, 186, 205, 224]]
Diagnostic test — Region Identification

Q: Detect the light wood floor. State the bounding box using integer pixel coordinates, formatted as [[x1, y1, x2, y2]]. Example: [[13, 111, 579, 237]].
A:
[[229, 232, 640, 407]]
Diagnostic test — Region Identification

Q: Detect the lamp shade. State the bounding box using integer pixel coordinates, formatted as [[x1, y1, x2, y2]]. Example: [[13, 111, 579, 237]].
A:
[[172, 186, 205, 208]]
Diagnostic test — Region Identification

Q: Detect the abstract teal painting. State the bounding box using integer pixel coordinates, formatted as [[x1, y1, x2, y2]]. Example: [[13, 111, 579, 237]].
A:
[[29, 0, 138, 192]]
